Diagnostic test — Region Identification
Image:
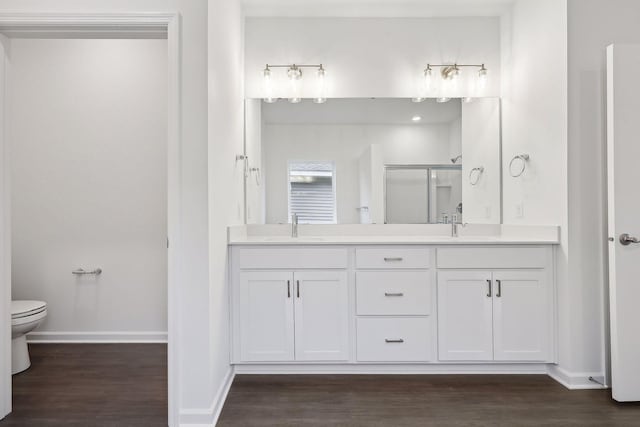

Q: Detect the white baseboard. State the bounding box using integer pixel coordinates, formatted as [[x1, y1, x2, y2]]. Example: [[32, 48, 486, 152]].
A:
[[234, 363, 550, 375], [179, 367, 235, 426], [547, 365, 608, 389], [26, 331, 168, 344]]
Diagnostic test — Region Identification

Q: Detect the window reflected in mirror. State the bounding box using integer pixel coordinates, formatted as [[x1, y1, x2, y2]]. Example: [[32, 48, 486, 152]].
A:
[[288, 161, 336, 224]]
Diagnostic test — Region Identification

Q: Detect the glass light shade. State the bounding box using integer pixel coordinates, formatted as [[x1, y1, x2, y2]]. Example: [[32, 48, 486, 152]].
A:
[[314, 67, 326, 104], [263, 67, 277, 103], [287, 66, 302, 103], [477, 66, 488, 91]]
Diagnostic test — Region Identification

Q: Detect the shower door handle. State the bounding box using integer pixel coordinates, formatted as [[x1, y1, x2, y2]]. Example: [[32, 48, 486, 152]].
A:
[[620, 234, 640, 246]]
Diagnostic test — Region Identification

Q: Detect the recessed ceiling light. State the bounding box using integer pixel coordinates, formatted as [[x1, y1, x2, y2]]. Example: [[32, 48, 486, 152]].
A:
[[412, 115, 422, 122]]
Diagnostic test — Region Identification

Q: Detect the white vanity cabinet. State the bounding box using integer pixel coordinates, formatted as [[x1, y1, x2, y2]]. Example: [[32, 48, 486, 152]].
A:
[[232, 247, 350, 363], [239, 271, 295, 362], [436, 247, 554, 362], [354, 247, 435, 362], [293, 271, 349, 361], [230, 242, 556, 369]]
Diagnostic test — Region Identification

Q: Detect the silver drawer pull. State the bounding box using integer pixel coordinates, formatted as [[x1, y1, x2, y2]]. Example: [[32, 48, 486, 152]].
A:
[[384, 257, 403, 262], [72, 268, 102, 275], [384, 292, 404, 297], [385, 338, 404, 343]]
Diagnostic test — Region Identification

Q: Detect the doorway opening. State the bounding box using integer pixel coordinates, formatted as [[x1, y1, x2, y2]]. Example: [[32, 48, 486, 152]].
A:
[[0, 14, 181, 427]]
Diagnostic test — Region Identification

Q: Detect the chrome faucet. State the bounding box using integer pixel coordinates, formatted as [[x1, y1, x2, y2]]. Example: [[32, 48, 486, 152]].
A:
[[291, 213, 299, 238], [451, 221, 466, 238]]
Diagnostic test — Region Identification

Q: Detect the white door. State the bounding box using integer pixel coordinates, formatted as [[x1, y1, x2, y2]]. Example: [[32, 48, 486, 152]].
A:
[[493, 271, 548, 362], [437, 271, 493, 361], [606, 44, 640, 401], [239, 271, 294, 362], [293, 271, 349, 361]]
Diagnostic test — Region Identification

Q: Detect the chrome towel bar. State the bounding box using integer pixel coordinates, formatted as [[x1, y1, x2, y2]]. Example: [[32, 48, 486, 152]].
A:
[[72, 268, 102, 275]]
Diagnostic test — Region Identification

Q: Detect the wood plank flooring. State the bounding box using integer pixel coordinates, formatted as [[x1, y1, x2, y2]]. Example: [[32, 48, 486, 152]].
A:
[[0, 344, 167, 427], [218, 374, 640, 427]]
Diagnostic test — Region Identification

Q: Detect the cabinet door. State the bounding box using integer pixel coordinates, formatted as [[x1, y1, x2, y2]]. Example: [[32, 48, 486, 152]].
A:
[[239, 271, 294, 362], [294, 271, 349, 361], [437, 271, 494, 361], [493, 271, 549, 361]]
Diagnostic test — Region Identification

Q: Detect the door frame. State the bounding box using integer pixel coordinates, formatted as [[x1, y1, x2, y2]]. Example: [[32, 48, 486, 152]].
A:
[[0, 13, 181, 426]]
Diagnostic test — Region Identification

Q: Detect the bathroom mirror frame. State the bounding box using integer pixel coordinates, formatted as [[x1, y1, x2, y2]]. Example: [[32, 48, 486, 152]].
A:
[[242, 96, 503, 226]]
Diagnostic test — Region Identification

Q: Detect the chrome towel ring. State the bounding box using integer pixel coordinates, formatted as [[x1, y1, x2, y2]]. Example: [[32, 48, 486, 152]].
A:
[[509, 154, 530, 177], [469, 167, 484, 186]]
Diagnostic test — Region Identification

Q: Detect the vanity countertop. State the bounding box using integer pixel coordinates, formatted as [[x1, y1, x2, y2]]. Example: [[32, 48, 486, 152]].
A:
[[227, 224, 560, 246]]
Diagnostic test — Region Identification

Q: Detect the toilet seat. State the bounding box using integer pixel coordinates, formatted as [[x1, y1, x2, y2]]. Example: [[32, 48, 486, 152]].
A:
[[11, 300, 47, 320]]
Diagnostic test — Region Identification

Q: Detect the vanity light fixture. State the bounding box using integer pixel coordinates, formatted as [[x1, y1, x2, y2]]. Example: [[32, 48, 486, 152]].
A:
[[262, 63, 327, 104], [413, 63, 488, 101], [411, 115, 422, 122]]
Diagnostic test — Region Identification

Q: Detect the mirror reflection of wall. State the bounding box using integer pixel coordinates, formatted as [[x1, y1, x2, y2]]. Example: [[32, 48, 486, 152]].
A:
[[244, 97, 501, 225]]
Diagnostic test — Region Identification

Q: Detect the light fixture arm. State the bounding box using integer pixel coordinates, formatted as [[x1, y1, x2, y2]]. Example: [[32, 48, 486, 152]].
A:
[[423, 63, 488, 79]]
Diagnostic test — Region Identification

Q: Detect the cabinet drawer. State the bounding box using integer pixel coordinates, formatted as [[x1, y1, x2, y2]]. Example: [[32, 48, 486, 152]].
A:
[[356, 271, 431, 315], [355, 248, 430, 269], [236, 247, 348, 269], [357, 318, 431, 362], [436, 247, 548, 269]]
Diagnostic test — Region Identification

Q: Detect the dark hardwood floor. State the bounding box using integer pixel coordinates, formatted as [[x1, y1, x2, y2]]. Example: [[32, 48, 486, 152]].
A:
[[218, 374, 640, 427], [0, 344, 167, 427]]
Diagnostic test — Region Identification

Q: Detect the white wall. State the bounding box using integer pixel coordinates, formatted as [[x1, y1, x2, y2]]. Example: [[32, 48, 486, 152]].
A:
[[245, 17, 501, 99], [462, 98, 501, 223], [208, 0, 245, 423], [567, 0, 640, 384], [9, 38, 167, 336], [0, 0, 216, 423], [501, 0, 573, 379], [263, 123, 459, 224], [245, 99, 265, 224]]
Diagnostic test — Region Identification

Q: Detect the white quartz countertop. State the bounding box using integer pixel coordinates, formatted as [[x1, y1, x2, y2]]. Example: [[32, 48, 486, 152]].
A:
[[227, 224, 560, 245]]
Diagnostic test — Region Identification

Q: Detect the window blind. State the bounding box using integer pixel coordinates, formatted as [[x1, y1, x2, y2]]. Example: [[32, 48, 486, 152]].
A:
[[289, 161, 336, 224]]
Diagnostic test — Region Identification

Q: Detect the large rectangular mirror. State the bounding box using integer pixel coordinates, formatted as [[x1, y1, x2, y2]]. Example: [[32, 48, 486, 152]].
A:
[[244, 98, 501, 225]]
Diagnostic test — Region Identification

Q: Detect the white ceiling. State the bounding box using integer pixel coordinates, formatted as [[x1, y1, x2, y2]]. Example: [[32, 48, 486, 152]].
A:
[[261, 98, 463, 125], [242, 0, 514, 18]]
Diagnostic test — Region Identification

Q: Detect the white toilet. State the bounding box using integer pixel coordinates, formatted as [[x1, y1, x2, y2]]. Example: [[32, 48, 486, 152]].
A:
[[11, 300, 47, 375]]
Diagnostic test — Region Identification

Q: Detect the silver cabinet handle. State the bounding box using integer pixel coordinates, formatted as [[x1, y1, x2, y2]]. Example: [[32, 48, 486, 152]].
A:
[[385, 339, 404, 343], [384, 257, 403, 262], [620, 233, 640, 245], [296, 280, 300, 298], [287, 280, 291, 298], [72, 268, 102, 275], [486, 279, 492, 297], [496, 279, 502, 298], [384, 292, 404, 297]]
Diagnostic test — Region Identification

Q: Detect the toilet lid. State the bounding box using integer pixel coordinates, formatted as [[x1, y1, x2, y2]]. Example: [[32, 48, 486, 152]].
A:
[[11, 300, 47, 319]]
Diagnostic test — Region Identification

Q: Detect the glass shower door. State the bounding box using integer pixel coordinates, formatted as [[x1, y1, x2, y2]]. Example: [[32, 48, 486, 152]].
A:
[[385, 168, 429, 224]]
